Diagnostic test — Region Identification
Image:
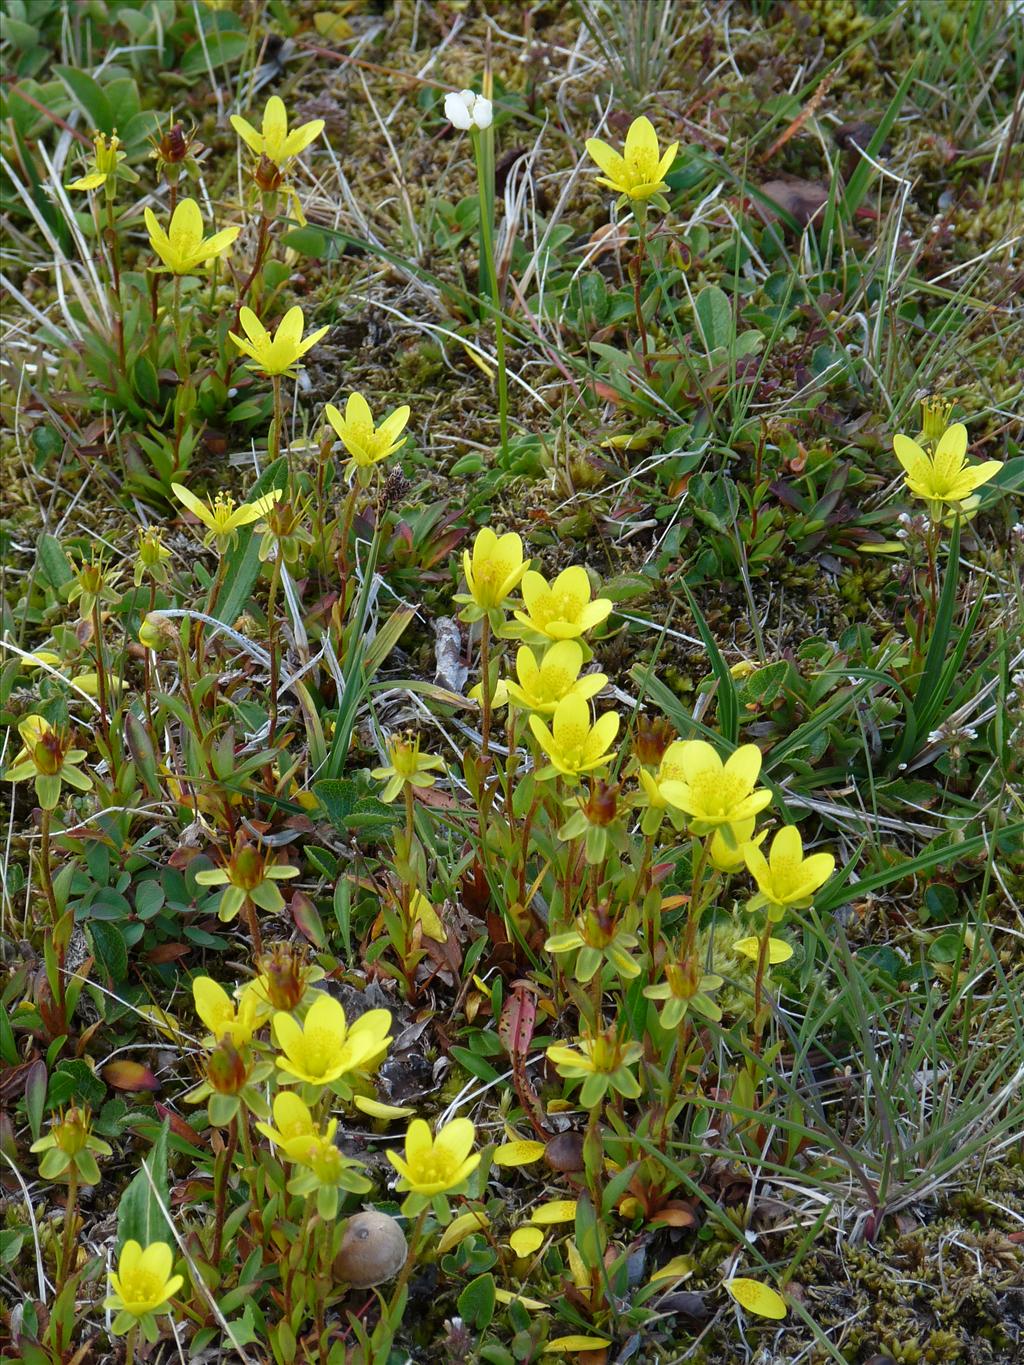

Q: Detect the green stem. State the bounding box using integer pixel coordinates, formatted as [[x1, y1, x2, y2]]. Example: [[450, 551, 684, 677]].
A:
[[39, 807, 59, 928], [632, 203, 653, 378], [125, 1323, 138, 1365], [473, 128, 508, 462], [388, 1206, 428, 1311], [266, 557, 283, 744], [479, 616, 493, 758], [104, 191, 125, 376], [752, 917, 773, 1056], [270, 373, 283, 462], [59, 1167, 78, 1288], [212, 1117, 239, 1265], [172, 274, 189, 380], [90, 598, 110, 742]]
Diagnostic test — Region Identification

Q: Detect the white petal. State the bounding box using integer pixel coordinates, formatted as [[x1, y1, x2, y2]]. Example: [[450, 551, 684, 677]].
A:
[[472, 97, 493, 129], [444, 93, 472, 130]]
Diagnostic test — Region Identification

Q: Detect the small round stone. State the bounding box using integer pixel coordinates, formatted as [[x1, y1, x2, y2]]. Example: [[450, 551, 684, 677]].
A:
[[333, 1211, 407, 1288]]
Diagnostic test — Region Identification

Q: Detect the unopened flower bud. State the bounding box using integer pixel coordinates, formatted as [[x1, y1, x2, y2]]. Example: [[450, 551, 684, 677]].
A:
[[206, 1039, 249, 1094]]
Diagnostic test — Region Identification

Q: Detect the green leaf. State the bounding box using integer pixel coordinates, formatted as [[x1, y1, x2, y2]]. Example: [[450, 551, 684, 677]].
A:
[[117, 1119, 170, 1253], [54, 65, 114, 133], [694, 285, 733, 353], [312, 778, 359, 830], [841, 56, 918, 220], [680, 580, 738, 744], [36, 532, 74, 589], [90, 921, 128, 983], [132, 355, 160, 406], [457, 1273, 496, 1331], [180, 29, 248, 76]]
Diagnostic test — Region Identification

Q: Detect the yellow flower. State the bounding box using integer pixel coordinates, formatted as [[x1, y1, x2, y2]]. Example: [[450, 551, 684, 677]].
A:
[[274, 993, 393, 1090], [411, 889, 447, 942], [229, 305, 328, 377], [104, 1241, 183, 1335], [546, 1031, 643, 1106], [230, 95, 324, 167], [513, 566, 612, 642], [529, 694, 619, 781], [893, 423, 1001, 513], [325, 393, 411, 475], [143, 197, 239, 275], [30, 1105, 112, 1185], [460, 527, 529, 613], [743, 825, 834, 920], [707, 817, 766, 872], [67, 131, 135, 192], [644, 958, 723, 1027], [659, 741, 771, 838], [255, 1090, 330, 1150], [637, 739, 692, 812], [192, 976, 259, 1048], [4, 715, 90, 810], [370, 732, 445, 803], [386, 1117, 480, 1197], [504, 642, 607, 715], [171, 483, 282, 553], [585, 115, 678, 201]]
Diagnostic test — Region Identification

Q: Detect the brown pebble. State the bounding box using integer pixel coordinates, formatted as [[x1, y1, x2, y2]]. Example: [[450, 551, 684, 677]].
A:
[[333, 1211, 407, 1288]]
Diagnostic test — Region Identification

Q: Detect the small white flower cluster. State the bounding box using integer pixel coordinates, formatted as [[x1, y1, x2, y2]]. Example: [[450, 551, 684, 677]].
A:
[[444, 88, 493, 131]]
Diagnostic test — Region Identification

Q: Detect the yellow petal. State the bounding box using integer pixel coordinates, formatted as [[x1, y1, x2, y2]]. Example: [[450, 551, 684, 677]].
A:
[[493, 1140, 546, 1167], [547, 1337, 613, 1352], [509, 1226, 544, 1256], [530, 1199, 577, 1224], [435, 1209, 490, 1255], [726, 1277, 788, 1319]]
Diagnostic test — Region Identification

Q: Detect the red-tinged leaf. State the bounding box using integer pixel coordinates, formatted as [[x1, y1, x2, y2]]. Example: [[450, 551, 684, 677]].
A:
[[168, 846, 201, 870], [145, 942, 191, 964], [650, 1201, 698, 1228], [155, 1103, 203, 1147], [103, 1060, 160, 1092], [290, 890, 326, 948], [499, 983, 537, 1058], [591, 381, 625, 405]]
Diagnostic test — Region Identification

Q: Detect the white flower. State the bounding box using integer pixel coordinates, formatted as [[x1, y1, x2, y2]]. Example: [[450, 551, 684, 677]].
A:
[[444, 88, 493, 131]]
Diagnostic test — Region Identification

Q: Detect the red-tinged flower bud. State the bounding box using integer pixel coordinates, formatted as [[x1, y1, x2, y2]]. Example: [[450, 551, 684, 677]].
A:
[[261, 942, 307, 1012], [206, 1039, 249, 1093], [254, 153, 284, 193], [582, 780, 620, 827], [633, 715, 676, 767]]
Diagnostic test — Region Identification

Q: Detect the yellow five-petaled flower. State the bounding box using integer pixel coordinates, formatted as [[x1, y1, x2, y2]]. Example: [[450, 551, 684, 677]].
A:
[[460, 527, 530, 615], [171, 483, 282, 553], [513, 566, 612, 643], [229, 305, 328, 376], [192, 975, 260, 1048], [893, 422, 1001, 516], [230, 95, 325, 168], [144, 197, 239, 275], [274, 993, 393, 1091], [659, 741, 771, 840], [743, 825, 834, 921], [386, 1117, 480, 1197], [325, 393, 411, 477], [104, 1240, 183, 1338], [585, 115, 678, 202], [529, 693, 619, 781]]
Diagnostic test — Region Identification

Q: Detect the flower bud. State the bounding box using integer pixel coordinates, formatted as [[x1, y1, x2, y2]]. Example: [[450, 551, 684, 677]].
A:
[[633, 715, 675, 767], [206, 1039, 249, 1094], [139, 612, 175, 651]]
